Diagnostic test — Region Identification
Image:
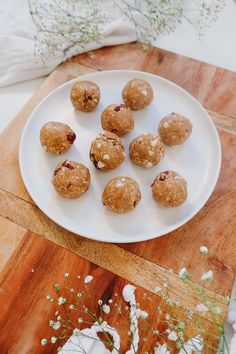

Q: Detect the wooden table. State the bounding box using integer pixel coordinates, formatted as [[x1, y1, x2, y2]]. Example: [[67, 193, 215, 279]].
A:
[[0, 43, 236, 353]]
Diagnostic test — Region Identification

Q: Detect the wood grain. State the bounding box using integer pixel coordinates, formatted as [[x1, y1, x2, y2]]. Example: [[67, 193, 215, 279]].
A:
[[0, 230, 223, 354], [0, 216, 26, 271], [0, 43, 236, 353], [78, 43, 236, 121], [0, 189, 227, 321]]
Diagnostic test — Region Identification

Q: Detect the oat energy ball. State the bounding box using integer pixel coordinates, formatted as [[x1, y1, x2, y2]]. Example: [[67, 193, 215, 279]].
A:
[[158, 113, 192, 146], [122, 79, 153, 110], [52, 160, 90, 199], [151, 170, 187, 207], [129, 133, 165, 168], [102, 176, 141, 213], [40, 122, 76, 154], [70, 80, 100, 112], [101, 103, 134, 136], [89, 131, 125, 171]]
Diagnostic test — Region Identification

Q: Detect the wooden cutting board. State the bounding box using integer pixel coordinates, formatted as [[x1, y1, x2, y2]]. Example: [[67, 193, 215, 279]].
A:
[[0, 42, 236, 353]]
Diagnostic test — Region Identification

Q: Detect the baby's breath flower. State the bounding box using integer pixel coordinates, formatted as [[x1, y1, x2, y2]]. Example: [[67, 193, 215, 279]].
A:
[[46, 294, 52, 300], [58, 296, 66, 305], [108, 299, 113, 304], [187, 310, 193, 319], [73, 328, 81, 335], [154, 343, 170, 354], [98, 299, 103, 305], [165, 314, 170, 320], [77, 275, 81, 279], [77, 292, 82, 298], [55, 311, 59, 316], [178, 322, 186, 330], [168, 330, 178, 341], [54, 284, 60, 292], [154, 286, 162, 293], [57, 316, 62, 321], [196, 303, 209, 313], [179, 267, 187, 278], [201, 270, 213, 281], [41, 338, 47, 346], [69, 304, 75, 310], [51, 336, 57, 344], [199, 246, 208, 254], [84, 275, 93, 284], [102, 304, 110, 314], [136, 309, 149, 319], [52, 321, 61, 330], [49, 320, 55, 327], [78, 317, 83, 323], [64, 272, 70, 278], [70, 288, 75, 293], [212, 306, 222, 315]]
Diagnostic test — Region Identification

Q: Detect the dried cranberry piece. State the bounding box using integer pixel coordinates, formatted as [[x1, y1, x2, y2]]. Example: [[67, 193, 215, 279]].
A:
[[54, 168, 61, 176], [67, 132, 76, 144], [114, 103, 128, 112], [159, 171, 169, 181], [62, 161, 75, 170]]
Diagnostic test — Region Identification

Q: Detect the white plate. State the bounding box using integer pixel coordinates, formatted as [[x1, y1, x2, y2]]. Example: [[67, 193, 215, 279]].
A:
[[19, 70, 221, 243]]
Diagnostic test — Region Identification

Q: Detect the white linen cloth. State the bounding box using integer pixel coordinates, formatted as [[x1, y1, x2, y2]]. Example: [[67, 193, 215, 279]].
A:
[[0, 0, 138, 87]]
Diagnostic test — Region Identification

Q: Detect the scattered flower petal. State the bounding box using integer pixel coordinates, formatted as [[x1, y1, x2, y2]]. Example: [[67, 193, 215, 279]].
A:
[[168, 330, 178, 341], [58, 296, 66, 305], [51, 336, 57, 344], [102, 304, 110, 314], [73, 328, 81, 335], [84, 275, 93, 284], [41, 339, 47, 346], [154, 343, 170, 354], [199, 246, 208, 254], [52, 321, 61, 330], [195, 303, 209, 313], [201, 270, 213, 281]]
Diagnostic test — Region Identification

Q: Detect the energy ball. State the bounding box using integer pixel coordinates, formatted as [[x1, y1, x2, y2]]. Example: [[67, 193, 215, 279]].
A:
[[101, 103, 134, 136], [40, 122, 76, 154], [122, 78, 153, 110], [158, 113, 192, 146], [52, 160, 90, 199], [89, 131, 125, 171], [102, 176, 141, 213], [70, 80, 100, 112], [129, 133, 165, 168], [151, 170, 187, 207]]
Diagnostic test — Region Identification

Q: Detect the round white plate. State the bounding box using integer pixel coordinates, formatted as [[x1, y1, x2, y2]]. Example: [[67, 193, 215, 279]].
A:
[[19, 70, 221, 243]]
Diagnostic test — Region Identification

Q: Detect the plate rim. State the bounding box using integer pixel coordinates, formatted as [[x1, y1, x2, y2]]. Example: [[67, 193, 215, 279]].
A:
[[19, 69, 222, 243]]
